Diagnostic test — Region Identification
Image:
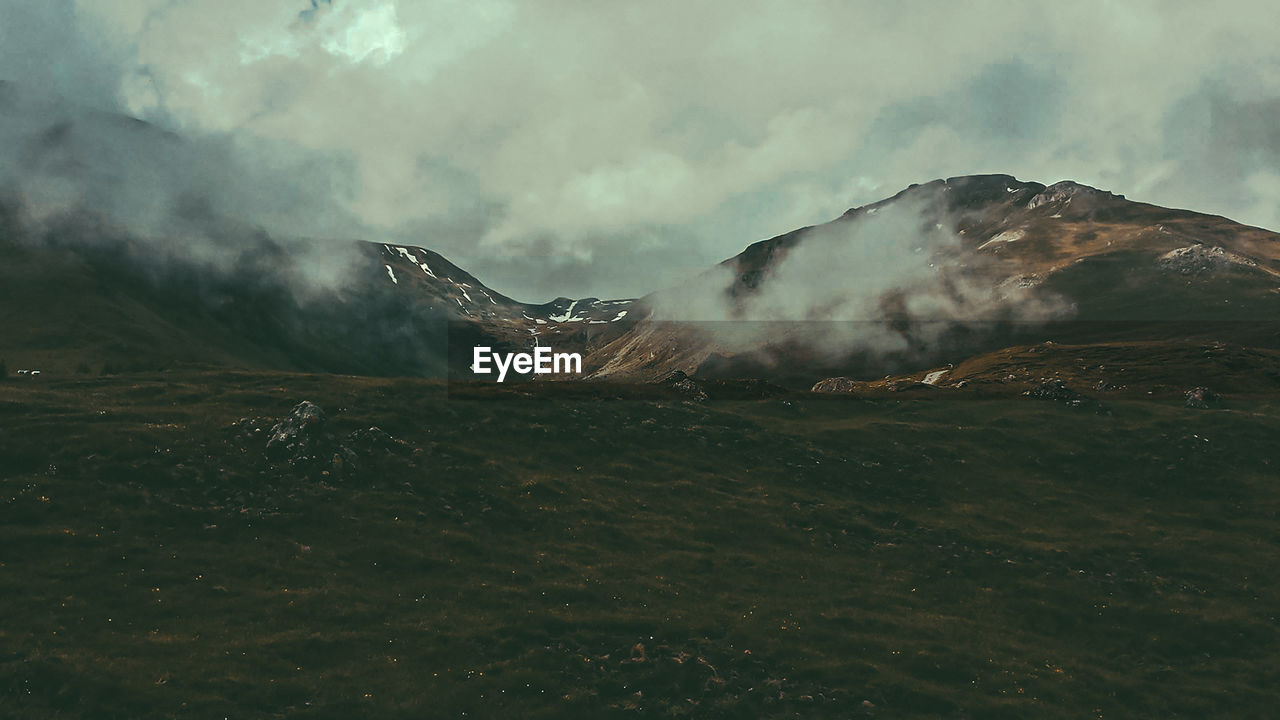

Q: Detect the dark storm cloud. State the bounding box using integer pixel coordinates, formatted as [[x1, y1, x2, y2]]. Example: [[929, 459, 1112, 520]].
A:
[[0, 0, 371, 299]]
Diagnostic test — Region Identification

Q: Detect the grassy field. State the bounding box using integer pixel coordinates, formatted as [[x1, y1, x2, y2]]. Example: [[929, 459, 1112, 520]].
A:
[[1, 370, 1278, 718]]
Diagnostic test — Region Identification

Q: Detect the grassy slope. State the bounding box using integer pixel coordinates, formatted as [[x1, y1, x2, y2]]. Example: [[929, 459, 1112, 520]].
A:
[[1, 372, 1278, 718], [0, 241, 293, 376]]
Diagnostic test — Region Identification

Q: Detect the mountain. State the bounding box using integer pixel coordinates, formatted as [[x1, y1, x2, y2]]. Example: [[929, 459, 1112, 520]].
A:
[[0, 206, 640, 377], [723, 174, 1280, 313], [576, 174, 1280, 384], [3, 172, 1278, 386]]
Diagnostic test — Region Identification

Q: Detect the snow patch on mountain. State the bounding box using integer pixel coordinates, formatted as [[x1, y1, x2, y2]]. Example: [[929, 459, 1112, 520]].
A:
[[978, 229, 1025, 250], [922, 369, 948, 385], [549, 300, 583, 322]]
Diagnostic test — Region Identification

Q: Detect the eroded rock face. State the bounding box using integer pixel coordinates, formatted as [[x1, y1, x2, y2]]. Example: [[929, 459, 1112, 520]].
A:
[[1025, 180, 1121, 210], [1026, 181, 1106, 209]]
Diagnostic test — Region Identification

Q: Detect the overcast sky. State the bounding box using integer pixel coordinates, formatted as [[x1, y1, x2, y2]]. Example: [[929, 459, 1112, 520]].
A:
[[3, 1, 1279, 301]]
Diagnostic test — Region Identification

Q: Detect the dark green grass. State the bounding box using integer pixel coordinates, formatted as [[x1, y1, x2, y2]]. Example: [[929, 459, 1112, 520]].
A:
[[1, 372, 1278, 718]]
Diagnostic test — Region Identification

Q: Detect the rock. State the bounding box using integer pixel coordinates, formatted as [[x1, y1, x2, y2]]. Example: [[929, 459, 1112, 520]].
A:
[[263, 401, 358, 478], [230, 416, 273, 439], [810, 377, 860, 393], [344, 426, 410, 457], [265, 401, 334, 462], [252, 402, 416, 480], [1024, 379, 1088, 406], [1157, 245, 1246, 276], [1184, 387, 1221, 409], [656, 370, 708, 402], [1026, 180, 1116, 209]]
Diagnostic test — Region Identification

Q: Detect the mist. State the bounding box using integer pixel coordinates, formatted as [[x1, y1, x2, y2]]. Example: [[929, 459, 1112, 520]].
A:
[[651, 191, 1071, 363]]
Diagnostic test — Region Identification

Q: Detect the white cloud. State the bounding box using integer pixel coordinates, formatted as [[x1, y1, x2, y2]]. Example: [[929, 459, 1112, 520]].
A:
[[317, 2, 407, 65], [8, 0, 1280, 300]]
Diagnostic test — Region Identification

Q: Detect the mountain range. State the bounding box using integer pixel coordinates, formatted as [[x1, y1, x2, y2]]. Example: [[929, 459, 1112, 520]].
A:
[[5, 166, 1279, 390], [2, 92, 1278, 387]]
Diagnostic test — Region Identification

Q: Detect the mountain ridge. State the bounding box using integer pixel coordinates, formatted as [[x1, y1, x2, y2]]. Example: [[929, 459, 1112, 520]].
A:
[[3, 172, 1279, 385]]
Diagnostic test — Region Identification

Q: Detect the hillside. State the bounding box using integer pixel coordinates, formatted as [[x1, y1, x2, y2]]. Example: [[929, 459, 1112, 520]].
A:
[[578, 175, 1280, 384], [0, 211, 640, 377]]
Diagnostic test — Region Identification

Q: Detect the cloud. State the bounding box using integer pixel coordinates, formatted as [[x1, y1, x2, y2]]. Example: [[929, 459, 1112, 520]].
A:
[[651, 191, 1070, 359], [3, 0, 1280, 302]]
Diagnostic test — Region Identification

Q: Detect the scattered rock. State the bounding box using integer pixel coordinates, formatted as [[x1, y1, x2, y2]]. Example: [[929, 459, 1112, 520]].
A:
[[257, 401, 415, 479], [810, 377, 860, 393], [1024, 379, 1088, 407], [1184, 387, 1222, 409], [344, 426, 412, 458], [656, 370, 708, 401]]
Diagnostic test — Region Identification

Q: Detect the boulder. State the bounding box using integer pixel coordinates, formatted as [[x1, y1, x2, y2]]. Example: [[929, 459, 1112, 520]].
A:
[[265, 401, 334, 462], [656, 370, 709, 402], [1184, 387, 1222, 409]]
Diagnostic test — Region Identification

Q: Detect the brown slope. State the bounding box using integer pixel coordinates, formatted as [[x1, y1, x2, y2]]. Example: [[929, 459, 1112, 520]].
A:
[[579, 174, 1280, 385]]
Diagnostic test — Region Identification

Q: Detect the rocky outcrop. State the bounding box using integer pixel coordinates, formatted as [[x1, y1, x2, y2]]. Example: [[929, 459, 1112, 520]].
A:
[[265, 401, 335, 461], [811, 377, 860, 393], [1026, 180, 1120, 210], [1158, 245, 1259, 276], [1023, 379, 1090, 407], [656, 370, 709, 401], [1184, 387, 1222, 409], [252, 401, 413, 478], [1159, 245, 1232, 275]]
